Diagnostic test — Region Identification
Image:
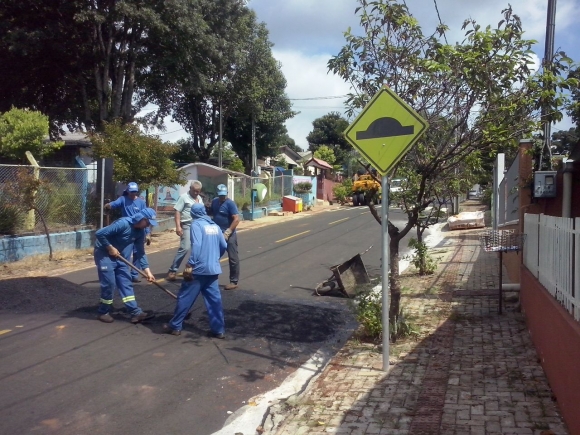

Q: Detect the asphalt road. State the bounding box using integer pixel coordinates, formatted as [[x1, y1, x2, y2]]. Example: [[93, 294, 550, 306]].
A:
[[0, 205, 420, 435]]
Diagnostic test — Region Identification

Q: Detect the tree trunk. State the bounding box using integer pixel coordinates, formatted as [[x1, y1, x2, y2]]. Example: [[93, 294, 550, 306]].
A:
[[389, 235, 401, 327], [416, 224, 427, 275], [35, 207, 53, 261]]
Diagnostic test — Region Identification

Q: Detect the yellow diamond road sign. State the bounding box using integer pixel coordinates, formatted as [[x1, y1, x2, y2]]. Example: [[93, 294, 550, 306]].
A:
[[344, 86, 428, 176]]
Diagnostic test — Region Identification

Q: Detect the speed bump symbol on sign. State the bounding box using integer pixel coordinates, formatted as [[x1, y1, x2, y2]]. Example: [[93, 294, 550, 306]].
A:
[[344, 86, 428, 175]]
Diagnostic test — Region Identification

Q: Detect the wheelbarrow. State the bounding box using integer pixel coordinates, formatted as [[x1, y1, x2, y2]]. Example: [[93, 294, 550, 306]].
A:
[[315, 246, 372, 298]]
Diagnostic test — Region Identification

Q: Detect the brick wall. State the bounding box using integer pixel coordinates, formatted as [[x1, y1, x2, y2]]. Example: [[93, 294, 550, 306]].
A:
[[521, 266, 580, 435]]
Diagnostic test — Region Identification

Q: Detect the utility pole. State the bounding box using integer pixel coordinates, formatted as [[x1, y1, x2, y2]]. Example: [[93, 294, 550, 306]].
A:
[[251, 114, 257, 175], [540, 0, 557, 170], [218, 103, 223, 168]]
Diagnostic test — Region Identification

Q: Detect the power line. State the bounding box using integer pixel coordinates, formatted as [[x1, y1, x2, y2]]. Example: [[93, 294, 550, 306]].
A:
[[157, 128, 185, 136], [289, 94, 348, 101], [433, 0, 448, 44]]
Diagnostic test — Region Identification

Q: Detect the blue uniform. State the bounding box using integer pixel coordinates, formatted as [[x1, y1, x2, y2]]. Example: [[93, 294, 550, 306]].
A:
[[108, 193, 147, 221], [210, 197, 239, 233], [108, 192, 149, 279], [168, 204, 227, 333], [94, 215, 150, 316], [210, 197, 240, 285]]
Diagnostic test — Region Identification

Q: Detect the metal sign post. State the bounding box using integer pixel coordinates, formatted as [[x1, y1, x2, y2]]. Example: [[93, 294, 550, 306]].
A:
[[343, 85, 429, 372], [381, 175, 390, 371]]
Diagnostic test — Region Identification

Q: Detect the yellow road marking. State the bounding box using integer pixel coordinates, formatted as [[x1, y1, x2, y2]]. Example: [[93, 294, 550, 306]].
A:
[[0, 329, 12, 335], [328, 217, 349, 225], [275, 230, 311, 243]]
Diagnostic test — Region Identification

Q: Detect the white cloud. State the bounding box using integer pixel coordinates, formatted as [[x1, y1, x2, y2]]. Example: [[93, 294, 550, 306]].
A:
[[253, 0, 580, 150], [275, 50, 351, 150], [143, 1, 580, 154]]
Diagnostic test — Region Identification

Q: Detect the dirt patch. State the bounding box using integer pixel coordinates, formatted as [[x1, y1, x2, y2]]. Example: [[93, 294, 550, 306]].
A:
[[0, 230, 179, 279]]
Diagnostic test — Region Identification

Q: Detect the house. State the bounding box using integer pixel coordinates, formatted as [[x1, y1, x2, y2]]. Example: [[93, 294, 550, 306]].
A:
[[496, 138, 580, 434], [302, 157, 337, 201], [43, 131, 93, 167]]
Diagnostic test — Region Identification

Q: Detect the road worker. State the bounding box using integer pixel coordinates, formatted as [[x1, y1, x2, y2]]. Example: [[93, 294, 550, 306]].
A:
[[167, 180, 205, 281], [209, 184, 240, 290], [163, 203, 227, 338], [105, 182, 151, 282], [94, 207, 158, 324]]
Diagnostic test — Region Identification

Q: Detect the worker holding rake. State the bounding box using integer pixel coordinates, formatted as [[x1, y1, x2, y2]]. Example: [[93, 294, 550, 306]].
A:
[[94, 207, 158, 324]]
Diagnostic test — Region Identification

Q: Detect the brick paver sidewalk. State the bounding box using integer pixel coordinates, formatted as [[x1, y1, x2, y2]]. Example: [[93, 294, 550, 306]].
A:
[[265, 230, 568, 435]]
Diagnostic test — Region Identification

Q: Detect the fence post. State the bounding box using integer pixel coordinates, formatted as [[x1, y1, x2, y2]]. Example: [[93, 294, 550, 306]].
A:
[[24, 151, 39, 231], [75, 156, 88, 225]]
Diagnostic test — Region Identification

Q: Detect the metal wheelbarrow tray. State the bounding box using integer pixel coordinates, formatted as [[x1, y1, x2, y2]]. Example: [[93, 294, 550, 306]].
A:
[[316, 251, 371, 298]]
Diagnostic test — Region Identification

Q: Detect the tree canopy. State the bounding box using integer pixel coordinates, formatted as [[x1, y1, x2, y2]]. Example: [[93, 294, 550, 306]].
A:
[[0, 0, 295, 168], [90, 121, 186, 189], [307, 112, 351, 167], [551, 128, 579, 155], [568, 66, 580, 134], [0, 107, 63, 162], [328, 0, 577, 322]]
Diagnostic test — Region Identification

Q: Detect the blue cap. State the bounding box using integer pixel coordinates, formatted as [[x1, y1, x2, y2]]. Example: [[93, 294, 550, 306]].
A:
[[139, 207, 158, 226], [127, 182, 139, 192], [217, 184, 228, 196], [190, 203, 207, 219]]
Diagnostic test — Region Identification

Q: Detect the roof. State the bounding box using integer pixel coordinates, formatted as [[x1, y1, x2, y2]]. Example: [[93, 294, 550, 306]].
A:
[[178, 162, 249, 178], [59, 131, 92, 147], [276, 153, 299, 167], [280, 145, 303, 162], [304, 157, 333, 170]]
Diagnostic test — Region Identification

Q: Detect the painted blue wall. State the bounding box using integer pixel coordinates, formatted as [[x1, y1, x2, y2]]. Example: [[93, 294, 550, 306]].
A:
[[0, 230, 95, 263], [292, 175, 317, 206]]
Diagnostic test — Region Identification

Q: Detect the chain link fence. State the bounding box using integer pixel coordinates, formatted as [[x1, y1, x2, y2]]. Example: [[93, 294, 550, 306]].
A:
[[0, 164, 98, 235], [230, 175, 293, 210]]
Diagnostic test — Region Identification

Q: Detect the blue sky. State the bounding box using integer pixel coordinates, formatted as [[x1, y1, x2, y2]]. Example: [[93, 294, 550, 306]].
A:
[[160, 0, 580, 151]]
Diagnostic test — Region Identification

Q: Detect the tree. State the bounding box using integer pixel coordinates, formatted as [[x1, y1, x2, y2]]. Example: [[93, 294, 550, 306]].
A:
[[551, 128, 578, 155], [223, 23, 296, 172], [0, 169, 54, 258], [209, 142, 245, 173], [568, 66, 580, 133], [0, 0, 241, 134], [281, 135, 302, 153], [307, 112, 350, 166], [0, 108, 63, 162], [328, 1, 576, 327], [313, 145, 337, 165], [90, 121, 186, 189]]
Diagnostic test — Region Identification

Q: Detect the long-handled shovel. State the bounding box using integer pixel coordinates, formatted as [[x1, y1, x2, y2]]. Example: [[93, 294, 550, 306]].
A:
[[117, 255, 177, 299]]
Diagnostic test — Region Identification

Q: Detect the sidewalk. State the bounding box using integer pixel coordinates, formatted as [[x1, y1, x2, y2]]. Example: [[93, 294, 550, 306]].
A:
[[264, 230, 568, 435]]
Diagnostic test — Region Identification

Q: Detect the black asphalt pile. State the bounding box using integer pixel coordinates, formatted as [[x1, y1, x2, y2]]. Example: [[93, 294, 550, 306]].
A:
[[0, 276, 98, 313]]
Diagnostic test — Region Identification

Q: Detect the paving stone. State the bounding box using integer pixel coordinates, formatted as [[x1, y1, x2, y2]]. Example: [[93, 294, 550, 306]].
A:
[[267, 230, 569, 435]]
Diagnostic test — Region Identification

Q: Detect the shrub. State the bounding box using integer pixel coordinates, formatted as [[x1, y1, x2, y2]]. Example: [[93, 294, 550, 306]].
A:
[[351, 285, 382, 341], [293, 181, 312, 194], [0, 199, 25, 234], [333, 179, 353, 204], [405, 237, 439, 275], [351, 286, 421, 342]]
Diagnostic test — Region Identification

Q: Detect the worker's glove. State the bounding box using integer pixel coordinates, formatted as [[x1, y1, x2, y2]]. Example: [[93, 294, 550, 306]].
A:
[[106, 245, 120, 258], [104, 203, 111, 210], [146, 234, 152, 246], [223, 229, 232, 241], [183, 264, 194, 282]]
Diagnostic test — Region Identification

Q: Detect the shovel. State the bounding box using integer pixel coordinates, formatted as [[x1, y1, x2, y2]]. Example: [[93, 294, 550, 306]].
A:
[[117, 255, 177, 299]]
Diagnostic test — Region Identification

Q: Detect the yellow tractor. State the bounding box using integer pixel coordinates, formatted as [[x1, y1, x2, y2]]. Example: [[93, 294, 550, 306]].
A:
[[352, 174, 381, 206]]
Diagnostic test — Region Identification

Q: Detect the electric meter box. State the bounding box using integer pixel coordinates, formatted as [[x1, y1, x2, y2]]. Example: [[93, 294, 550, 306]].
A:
[[533, 171, 557, 198]]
